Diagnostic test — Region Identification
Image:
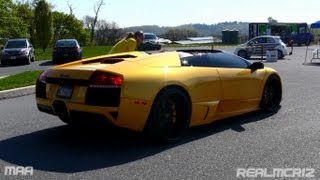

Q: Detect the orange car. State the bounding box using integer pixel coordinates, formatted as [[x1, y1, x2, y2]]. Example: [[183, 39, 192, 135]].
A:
[[36, 50, 282, 142]]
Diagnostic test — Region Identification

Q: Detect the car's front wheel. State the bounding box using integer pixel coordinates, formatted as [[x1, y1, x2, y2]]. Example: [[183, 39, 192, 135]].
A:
[[144, 87, 191, 143], [1, 60, 7, 66], [260, 75, 282, 112], [25, 55, 31, 64], [31, 54, 35, 62]]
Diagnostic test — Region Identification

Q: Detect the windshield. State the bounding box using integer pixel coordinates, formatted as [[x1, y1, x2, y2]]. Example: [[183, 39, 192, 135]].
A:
[[56, 40, 77, 47], [144, 34, 157, 40], [5, 40, 27, 49]]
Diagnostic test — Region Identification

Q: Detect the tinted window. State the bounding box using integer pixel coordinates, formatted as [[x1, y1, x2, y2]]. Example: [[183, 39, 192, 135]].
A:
[[207, 53, 249, 68], [266, 37, 276, 43], [5, 40, 27, 49], [181, 52, 250, 68], [56, 40, 78, 47], [252, 37, 266, 44], [144, 34, 157, 40]]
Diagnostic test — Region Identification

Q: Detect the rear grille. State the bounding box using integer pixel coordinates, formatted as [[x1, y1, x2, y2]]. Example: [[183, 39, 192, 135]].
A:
[[36, 80, 47, 99], [85, 87, 121, 107]]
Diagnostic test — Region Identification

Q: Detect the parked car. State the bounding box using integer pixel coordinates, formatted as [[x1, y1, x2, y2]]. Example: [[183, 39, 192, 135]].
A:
[[234, 35, 288, 59], [139, 33, 161, 51], [52, 39, 82, 64], [36, 49, 282, 142], [0, 38, 35, 66]]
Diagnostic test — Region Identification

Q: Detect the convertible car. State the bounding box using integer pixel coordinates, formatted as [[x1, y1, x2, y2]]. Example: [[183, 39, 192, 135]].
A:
[[36, 50, 282, 142]]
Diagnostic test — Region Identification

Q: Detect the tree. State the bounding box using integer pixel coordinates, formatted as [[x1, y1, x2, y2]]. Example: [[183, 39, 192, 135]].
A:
[[52, 11, 89, 45], [67, 0, 74, 15], [34, 0, 53, 52], [83, 15, 95, 30], [0, 0, 29, 39], [90, 0, 105, 44], [268, 17, 278, 24], [95, 20, 124, 45], [16, 1, 36, 44], [163, 28, 198, 41]]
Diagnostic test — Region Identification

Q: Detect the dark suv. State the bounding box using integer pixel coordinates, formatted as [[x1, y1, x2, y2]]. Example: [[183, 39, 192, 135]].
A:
[[0, 38, 35, 66], [52, 39, 82, 64]]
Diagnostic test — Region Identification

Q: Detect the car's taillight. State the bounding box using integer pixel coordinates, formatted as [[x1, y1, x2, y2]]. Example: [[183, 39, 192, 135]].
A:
[[89, 71, 123, 88], [38, 69, 51, 83], [72, 47, 80, 52]]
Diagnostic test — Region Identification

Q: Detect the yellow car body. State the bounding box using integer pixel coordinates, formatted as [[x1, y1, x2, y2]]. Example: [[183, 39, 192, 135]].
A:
[[36, 50, 282, 141]]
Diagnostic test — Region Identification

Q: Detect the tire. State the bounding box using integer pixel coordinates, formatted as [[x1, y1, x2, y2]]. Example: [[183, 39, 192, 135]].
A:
[[260, 75, 282, 112], [306, 40, 311, 46], [1, 60, 7, 66], [277, 50, 284, 59], [52, 58, 58, 64], [238, 50, 248, 59], [26, 55, 31, 64], [59, 116, 73, 124], [144, 87, 191, 143], [31, 54, 35, 62]]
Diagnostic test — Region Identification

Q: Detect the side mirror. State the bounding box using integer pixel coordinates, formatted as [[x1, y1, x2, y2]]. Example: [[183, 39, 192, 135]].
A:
[[248, 62, 264, 71], [0, 46, 3, 50]]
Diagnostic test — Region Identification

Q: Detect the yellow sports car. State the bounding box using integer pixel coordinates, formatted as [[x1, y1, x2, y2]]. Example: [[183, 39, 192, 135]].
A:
[[36, 50, 282, 142]]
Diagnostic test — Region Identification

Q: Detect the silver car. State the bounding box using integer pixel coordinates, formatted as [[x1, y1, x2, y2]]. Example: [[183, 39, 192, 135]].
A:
[[0, 38, 35, 66], [234, 35, 288, 59]]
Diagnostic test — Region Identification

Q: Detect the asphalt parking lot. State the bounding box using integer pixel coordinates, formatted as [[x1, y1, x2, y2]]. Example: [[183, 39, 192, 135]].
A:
[[1, 45, 320, 179]]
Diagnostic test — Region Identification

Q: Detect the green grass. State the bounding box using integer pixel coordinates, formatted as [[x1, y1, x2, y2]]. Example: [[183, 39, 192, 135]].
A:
[[35, 46, 112, 61], [0, 71, 42, 91]]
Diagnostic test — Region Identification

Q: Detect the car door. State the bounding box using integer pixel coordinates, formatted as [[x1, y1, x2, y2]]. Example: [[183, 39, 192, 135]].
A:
[[207, 53, 265, 113], [265, 37, 279, 51], [251, 37, 266, 56]]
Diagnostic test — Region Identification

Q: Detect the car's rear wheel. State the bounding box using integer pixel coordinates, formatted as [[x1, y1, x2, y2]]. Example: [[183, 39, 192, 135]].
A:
[[52, 58, 58, 64], [144, 87, 191, 143], [238, 50, 248, 59], [260, 75, 282, 112], [306, 40, 311, 46], [277, 50, 284, 59]]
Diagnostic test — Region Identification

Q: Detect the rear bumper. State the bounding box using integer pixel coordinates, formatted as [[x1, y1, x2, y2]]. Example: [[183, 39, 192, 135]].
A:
[[36, 97, 152, 132], [37, 98, 119, 122]]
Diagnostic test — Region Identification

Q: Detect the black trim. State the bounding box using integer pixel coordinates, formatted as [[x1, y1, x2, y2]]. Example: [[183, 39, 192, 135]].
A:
[[46, 77, 89, 86], [85, 87, 121, 107]]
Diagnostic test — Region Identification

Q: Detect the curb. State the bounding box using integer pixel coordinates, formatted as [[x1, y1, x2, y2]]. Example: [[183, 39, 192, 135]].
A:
[[0, 85, 35, 100]]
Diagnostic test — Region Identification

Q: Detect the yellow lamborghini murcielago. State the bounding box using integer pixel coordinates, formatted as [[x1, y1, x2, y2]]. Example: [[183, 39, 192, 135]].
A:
[[36, 50, 282, 142]]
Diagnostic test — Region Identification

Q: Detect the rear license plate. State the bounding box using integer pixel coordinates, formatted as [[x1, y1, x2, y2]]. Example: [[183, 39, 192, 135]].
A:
[[57, 85, 73, 99]]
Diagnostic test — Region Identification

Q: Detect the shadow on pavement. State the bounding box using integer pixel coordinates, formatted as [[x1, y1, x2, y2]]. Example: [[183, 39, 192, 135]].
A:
[[0, 108, 280, 173], [303, 62, 320, 66], [39, 60, 53, 66]]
